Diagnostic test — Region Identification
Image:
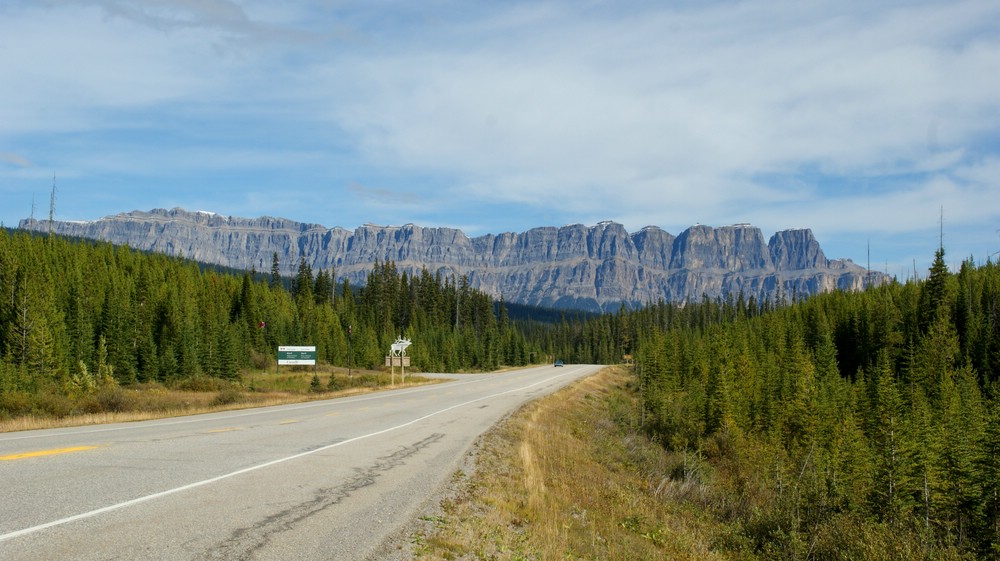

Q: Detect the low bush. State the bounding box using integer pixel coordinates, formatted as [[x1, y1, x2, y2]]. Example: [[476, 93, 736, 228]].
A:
[[210, 387, 244, 407], [95, 387, 138, 413], [0, 391, 33, 418], [32, 392, 73, 418], [173, 376, 237, 393]]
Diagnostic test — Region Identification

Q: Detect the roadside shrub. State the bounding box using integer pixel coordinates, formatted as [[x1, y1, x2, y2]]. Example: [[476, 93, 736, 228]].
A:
[[0, 391, 33, 418], [357, 374, 381, 388], [249, 350, 268, 370], [96, 387, 137, 413], [210, 387, 244, 406], [33, 392, 73, 418], [174, 376, 233, 392]]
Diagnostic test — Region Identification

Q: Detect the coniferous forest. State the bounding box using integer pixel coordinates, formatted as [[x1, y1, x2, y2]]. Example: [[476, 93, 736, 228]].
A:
[[0, 229, 535, 412], [3, 227, 1000, 558], [629, 247, 1000, 559]]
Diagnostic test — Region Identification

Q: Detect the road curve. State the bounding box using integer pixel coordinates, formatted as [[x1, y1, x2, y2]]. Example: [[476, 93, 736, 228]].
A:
[[0, 364, 599, 561]]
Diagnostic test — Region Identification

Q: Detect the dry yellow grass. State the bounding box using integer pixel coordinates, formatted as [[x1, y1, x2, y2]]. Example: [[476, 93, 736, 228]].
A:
[[0, 368, 438, 433], [413, 366, 731, 561], [0, 392, 307, 432]]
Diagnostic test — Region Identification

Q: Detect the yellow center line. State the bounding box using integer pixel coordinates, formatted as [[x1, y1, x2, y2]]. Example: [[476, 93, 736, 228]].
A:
[[279, 420, 300, 425], [205, 427, 240, 433], [0, 445, 100, 461]]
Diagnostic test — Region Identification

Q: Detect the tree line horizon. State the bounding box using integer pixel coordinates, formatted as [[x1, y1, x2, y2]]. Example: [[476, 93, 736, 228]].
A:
[[3, 227, 999, 558]]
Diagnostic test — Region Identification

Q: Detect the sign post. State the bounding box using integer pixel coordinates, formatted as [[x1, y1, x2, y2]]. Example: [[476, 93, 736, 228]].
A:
[[386, 337, 412, 386], [384, 355, 411, 384]]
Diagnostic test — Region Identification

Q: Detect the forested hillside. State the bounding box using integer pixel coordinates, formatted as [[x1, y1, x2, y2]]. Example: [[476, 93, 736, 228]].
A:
[[6, 226, 999, 558], [629, 248, 1000, 559], [0, 230, 535, 415]]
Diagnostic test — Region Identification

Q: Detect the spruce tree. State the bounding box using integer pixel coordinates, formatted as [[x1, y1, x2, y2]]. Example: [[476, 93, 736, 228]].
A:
[[269, 252, 281, 289], [870, 351, 909, 525], [919, 247, 950, 334]]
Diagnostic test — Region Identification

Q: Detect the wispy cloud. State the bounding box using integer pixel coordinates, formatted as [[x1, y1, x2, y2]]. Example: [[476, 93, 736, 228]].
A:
[[0, 152, 33, 167], [0, 0, 997, 274], [347, 181, 423, 206], [320, 1, 998, 226]]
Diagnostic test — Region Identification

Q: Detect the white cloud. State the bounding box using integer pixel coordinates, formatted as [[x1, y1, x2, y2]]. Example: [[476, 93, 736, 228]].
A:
[[318, 0, 999, 221], [0, 1, 326, 137], [0, 0, 997, 271]]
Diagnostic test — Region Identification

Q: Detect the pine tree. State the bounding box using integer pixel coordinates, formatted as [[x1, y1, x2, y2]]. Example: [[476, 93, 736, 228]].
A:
[[313, 268, 333, 306], [977, 396, 1000, 553], [904, 385, 937, 532], [919, 247, 950, 334], [293, 257, 313, 304], [934, 364, 984, 547], [782, 331, 818, 450], [870, 351, 910, 525], [269, 252, 281, 289]]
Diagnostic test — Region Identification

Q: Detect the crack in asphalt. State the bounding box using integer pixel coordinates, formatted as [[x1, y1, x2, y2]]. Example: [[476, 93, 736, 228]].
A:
[[195, 433, 445, 561]]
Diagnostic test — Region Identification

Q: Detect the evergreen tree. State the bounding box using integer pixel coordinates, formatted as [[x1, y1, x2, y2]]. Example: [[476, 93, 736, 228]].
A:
[[314, 268, 333, 306], [269, 252, 281, 289], [293, 257, 313, 304], [870, 353, 910, 525], [977, 396, 1000, 553], [919, 246, 951, 334], [934, 364, 984, 547]]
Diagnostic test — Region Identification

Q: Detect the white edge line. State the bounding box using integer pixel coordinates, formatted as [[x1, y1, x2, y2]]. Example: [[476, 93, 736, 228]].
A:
[[0, 368, 584, 543]]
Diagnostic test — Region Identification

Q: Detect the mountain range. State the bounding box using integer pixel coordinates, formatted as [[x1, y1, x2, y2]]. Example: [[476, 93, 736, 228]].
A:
[[21, 208, 880, 312]]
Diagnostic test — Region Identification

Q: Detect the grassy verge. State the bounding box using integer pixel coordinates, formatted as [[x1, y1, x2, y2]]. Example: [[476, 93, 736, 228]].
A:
[[411, 366, 728, 560], [406, 366, 977, 561], [0, 366, 437, 433]]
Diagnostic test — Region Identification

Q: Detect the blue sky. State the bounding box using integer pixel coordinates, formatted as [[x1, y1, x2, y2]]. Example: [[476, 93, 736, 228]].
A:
[[1, 0, 998, 278]]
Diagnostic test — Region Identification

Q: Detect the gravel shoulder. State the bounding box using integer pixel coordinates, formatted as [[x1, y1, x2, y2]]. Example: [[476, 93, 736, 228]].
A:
[[366, 421, 493, 561]]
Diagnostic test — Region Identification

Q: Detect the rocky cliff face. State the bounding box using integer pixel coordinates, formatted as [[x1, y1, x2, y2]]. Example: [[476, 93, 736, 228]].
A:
[[21, 208, 880, 312]]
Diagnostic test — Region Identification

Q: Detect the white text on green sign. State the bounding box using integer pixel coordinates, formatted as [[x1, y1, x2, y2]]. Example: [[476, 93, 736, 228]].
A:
[[278, 345, 316, 365]]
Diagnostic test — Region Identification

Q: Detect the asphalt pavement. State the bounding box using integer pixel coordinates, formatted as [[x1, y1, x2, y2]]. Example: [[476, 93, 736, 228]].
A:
[[0, 364, 600, 561]]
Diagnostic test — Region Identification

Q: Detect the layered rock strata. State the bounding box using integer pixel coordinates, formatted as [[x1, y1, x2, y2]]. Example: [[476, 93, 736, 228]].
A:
[[22, 209, 879, 311]]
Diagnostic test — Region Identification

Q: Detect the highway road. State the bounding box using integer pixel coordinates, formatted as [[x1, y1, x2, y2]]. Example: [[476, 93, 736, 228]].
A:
[[0, 364, 600, 561]]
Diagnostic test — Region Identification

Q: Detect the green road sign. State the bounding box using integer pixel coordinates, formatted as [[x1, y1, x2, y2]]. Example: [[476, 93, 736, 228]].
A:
[[278, 345, 316, 365]]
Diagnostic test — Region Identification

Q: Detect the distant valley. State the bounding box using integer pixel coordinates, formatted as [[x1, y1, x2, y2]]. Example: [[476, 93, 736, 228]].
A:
[[22, 208, 880, 312]]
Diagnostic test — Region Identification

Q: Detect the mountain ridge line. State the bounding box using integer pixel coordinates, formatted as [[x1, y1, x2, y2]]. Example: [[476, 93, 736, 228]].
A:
[[21, 207, 881, 312]]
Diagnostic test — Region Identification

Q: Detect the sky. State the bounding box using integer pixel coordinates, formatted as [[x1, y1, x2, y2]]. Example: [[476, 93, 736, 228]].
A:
[[1, 0, 998, 279]]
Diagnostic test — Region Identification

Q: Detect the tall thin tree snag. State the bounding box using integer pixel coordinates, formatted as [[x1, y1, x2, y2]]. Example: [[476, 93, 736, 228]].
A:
[[48, 175, 57, 241]]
